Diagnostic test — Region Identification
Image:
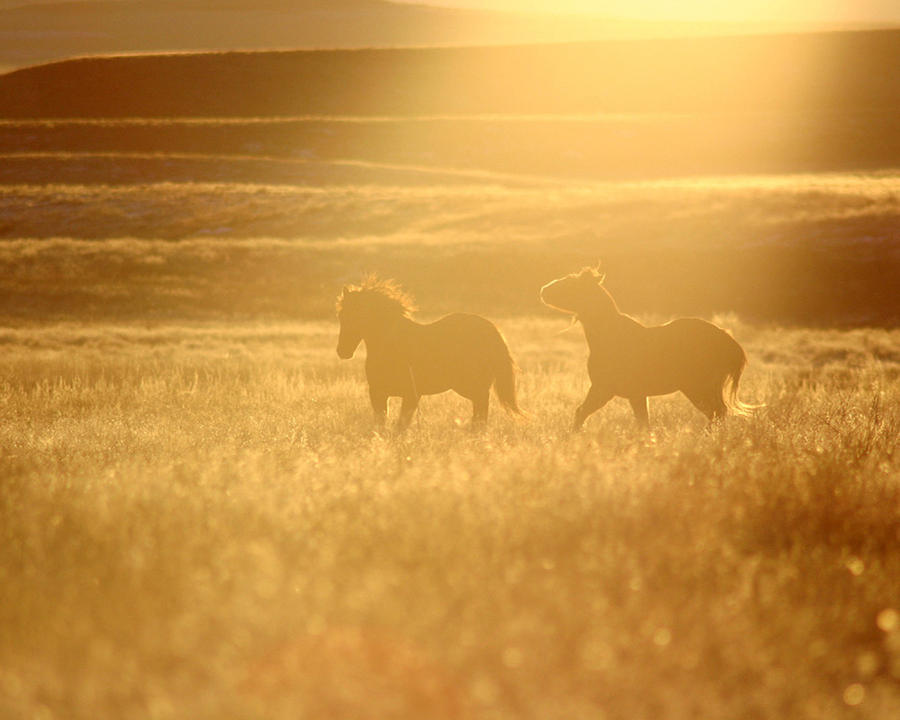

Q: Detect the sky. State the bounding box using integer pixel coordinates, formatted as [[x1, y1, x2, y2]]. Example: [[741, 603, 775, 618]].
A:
[[391, 0, 900, 23]]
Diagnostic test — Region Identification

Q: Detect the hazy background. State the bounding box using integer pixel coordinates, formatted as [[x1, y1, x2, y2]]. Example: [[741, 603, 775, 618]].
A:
[[2, 0, 899, 72], [1, 21, 898, 325]]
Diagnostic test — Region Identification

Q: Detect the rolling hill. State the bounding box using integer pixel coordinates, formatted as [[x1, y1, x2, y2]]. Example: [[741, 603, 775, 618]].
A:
[[0, 28, 897, 325], [1, 0, 897, 72], [0, 0, 727, 71], [2, 30, 899, 118]]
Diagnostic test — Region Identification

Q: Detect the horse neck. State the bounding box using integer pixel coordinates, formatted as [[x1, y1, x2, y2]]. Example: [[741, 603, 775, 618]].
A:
[[579, 312, 611, 345], [363, 313, 416, 353], [578, 301, 624, 350]]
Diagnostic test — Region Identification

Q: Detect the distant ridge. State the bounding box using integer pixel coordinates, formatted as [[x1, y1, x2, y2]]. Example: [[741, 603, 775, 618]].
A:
[[0, 0, 750, 71], [1, 0, 897, 72], [1, 30, 899, 119]]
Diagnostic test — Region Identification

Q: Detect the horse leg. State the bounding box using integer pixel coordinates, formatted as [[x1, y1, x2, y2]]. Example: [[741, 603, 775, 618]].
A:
[[369, 387, 388, 429], [573, 384, 612, 431], [470, 386, 490, 429], [628, 396, 650, 431], [397, 394, 420, 432], [708, 394, 728, 423], [681, 386, 724, 424]]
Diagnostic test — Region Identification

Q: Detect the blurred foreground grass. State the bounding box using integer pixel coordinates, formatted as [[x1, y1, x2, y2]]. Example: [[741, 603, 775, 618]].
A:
[[1, 319, 899, 719]]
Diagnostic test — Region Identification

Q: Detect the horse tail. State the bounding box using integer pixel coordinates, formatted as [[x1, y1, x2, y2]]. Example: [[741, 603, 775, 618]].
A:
[[721, 337, 762, 416], [490, 331, 526, 418]]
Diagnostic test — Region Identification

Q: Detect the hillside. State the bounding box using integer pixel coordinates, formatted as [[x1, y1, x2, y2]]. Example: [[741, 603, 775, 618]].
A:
[[2, 30, 899, 118], [0, 0, 808, 71], [0, 30, 897, 326]]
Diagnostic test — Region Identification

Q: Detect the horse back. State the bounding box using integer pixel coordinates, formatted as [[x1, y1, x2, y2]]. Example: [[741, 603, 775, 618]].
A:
[[426, 312, 501, 334], [418, 313, 508, 360], [652, 318, 745, 385], [659, 317, 744, 358], [403, 313, 510, 396], [588, 316, 744, 397]]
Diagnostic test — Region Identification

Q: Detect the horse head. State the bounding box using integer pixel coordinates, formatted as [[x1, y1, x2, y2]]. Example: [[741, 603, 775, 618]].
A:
[[540, 265, 616, 317], [336, 286, 364, 359], [336, 276, 417, 359]]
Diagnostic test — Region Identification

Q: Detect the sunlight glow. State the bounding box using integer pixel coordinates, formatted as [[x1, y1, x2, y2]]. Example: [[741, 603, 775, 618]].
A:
[[394, 0, 900, 23]]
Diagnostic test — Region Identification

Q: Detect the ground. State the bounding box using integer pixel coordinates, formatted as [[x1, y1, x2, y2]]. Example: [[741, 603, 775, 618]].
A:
[[1, 319, 898, 719]]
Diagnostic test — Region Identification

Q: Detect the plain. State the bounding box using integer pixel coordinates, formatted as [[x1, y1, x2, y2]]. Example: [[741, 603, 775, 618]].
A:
[[2, 319, 900, 719]]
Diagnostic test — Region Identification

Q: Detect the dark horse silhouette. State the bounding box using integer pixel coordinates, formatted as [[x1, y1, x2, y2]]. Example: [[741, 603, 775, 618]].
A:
[[337, 276, 523, 430], [541, 266, 753, 431]]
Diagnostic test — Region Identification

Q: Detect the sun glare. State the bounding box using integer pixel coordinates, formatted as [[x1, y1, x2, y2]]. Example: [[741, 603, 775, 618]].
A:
[[394, 0, 898, 23]]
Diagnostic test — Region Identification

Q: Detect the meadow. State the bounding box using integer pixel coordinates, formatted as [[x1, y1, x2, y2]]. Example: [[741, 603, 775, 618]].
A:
[[0, 163, 897, 324], [2, 36, 900, 720], [1, 318, 899, 719]]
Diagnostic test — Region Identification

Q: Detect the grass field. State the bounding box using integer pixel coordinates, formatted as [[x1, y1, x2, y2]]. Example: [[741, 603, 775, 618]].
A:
[[1, 319, 899, 719], [0, 167, 897, 324], [1, 161, 898, 717]]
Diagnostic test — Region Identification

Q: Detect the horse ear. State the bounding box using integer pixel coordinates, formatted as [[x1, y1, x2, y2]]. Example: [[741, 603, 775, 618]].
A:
[[594, 261, 606, 283], [341, 285, 350, 295]]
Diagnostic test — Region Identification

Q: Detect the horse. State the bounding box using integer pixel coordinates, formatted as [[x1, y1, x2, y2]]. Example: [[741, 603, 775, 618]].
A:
[[540, 266, 754, 431], [336, 275, 523, 430]]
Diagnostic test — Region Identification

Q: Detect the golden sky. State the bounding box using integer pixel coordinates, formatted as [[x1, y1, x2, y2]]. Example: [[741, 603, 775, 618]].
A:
[[394, 0, 899, 23]]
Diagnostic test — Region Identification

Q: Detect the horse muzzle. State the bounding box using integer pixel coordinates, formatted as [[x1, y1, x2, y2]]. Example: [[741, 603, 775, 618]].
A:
[[544, 278, 588, 317], [539, 283, 552, 305], [540, 282, 569, 313]]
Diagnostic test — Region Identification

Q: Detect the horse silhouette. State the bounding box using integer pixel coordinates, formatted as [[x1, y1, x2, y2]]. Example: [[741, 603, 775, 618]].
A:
[[541, 266, 753, 431], [337, 275, 523, 430]]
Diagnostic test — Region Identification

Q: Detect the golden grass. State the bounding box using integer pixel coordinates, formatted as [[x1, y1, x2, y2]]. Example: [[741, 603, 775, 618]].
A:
[[2, 171, 895, 242], [0, 171, 897, 324], [2, 319, 899, 719]]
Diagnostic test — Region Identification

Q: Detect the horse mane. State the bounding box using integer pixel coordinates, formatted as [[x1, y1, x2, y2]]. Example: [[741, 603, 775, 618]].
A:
[[573, 263, 618, 317], [337, 274, 417, 318], [577, 264, 606, 284]]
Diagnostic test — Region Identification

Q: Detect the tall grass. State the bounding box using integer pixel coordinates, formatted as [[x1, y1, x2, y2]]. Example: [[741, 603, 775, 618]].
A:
[[2, 320, 898, 719]]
